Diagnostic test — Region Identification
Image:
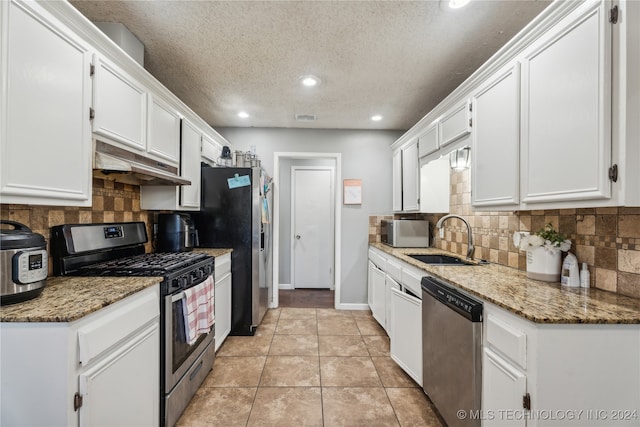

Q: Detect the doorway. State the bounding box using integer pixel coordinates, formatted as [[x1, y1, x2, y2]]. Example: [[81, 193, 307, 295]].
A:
[[272, 152, 342, 309], [291, 166, 335, 289]]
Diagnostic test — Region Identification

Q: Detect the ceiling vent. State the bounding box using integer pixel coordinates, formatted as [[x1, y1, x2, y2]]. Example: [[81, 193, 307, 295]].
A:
[[295, 114, 317, 122]]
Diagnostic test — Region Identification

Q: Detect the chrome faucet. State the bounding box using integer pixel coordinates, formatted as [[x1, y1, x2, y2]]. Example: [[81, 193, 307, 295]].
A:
[[435, 214, 475, 260]]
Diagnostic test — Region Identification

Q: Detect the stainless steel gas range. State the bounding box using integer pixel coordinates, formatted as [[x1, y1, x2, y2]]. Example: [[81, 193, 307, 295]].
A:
[[51, 222, 215, 427]]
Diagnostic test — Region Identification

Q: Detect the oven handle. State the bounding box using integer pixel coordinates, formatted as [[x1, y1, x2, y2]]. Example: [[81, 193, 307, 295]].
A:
[[169, 273, 214, 303]]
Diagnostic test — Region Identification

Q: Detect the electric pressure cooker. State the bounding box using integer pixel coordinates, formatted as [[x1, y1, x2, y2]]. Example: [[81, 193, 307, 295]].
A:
[[0, 220, 48, 305]]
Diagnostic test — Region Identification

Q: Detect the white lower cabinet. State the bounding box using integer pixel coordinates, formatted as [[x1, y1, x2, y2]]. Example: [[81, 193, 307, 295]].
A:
[[483, 302, 640, 427], [0, 285, 159, 427], [369, 260, 386, 327], [389, 286, 422, 386], [214, 253, 232, 351], [385, 275, 400, 335]]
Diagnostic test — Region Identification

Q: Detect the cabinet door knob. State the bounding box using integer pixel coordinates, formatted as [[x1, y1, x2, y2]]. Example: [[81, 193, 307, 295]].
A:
[[295, 235, 301, 240]]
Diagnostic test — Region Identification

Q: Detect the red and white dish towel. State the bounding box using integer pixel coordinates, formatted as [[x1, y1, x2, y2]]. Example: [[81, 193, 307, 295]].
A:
[[182, 275, 215, 345]]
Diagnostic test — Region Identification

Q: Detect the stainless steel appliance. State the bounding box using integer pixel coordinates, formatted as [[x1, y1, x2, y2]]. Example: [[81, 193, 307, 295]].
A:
[[0, 220, 48, 305], [421, 276, 483, 427], [50, 222, 214, 427], [192, 165, 269, 335], [381, 219, 429, 247], [156, 213, 199, 252]]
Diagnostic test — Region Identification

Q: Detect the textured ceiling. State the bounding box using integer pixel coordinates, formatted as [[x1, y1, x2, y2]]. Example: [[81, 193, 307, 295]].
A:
[[70, 0, 551, 131]]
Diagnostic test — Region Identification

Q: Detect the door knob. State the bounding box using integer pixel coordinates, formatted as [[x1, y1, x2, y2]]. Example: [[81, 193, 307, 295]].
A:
[[295, 235, 301, 240]]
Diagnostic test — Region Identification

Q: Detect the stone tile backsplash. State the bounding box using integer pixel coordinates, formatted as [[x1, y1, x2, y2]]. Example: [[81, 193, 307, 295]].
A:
[[0, 178, 152, 275], [370, 169, 640, 299]]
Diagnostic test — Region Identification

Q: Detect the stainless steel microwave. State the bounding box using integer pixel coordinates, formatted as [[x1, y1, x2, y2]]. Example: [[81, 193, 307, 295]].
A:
[[380, 220, 429, 248]]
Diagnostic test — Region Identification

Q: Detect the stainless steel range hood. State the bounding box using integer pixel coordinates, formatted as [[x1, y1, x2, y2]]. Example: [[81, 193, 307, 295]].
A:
[[93, 140, 191, 186]]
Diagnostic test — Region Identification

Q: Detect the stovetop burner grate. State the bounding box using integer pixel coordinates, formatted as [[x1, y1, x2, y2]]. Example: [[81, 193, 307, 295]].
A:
[[76, 251, 210, 276]]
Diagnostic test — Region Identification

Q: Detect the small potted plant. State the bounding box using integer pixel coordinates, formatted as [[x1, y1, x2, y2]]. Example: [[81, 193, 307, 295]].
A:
[[514, 223, 572, 282]]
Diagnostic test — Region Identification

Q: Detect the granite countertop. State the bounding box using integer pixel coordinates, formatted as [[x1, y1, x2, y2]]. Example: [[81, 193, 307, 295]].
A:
[[370, 243, 640, 324], [193, 248, 233, 257], [0, 276, 162, 323], [0, 249, 232, 324]]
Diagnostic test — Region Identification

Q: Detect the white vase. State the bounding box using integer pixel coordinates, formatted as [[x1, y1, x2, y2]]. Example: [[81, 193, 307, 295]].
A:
[[526, 246, 562, 282]]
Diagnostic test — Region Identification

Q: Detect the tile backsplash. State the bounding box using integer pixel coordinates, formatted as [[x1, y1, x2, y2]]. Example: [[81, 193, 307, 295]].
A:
[[0, 178, 152, 275], [371, 169, 640, 299]]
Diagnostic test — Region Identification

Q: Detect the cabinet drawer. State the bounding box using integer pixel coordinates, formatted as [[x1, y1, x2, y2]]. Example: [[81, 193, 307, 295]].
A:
[[386, 259, 402, 282], [368, 249, 386, 271], [215, 253, 231, 281], [485, 312, 527, 369], [77, 286, 159, 366], [401, 265, 423, 297]]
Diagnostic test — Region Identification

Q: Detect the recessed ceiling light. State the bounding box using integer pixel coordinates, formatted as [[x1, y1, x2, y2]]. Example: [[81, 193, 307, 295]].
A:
[[449, 0, 471, 9], [371, 115, 383, 121], [300, 75, 321, 87], [238, 111, 249, 118]]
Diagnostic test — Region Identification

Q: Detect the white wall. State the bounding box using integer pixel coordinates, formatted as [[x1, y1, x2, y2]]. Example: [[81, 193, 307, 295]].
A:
[[217, 127, 402, 304]]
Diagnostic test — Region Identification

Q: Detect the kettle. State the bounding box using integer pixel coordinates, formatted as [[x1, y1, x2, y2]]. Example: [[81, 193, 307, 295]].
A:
[[155, 213, 199, 252]]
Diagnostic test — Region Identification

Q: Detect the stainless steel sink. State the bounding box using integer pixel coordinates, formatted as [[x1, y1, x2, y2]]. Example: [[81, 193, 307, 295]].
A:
[[407, 254, 474, 266]]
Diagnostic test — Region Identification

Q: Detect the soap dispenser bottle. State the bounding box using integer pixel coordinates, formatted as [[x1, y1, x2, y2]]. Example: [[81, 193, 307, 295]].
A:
[[580, 263, 590, 288], [561, 253, 580, 287]]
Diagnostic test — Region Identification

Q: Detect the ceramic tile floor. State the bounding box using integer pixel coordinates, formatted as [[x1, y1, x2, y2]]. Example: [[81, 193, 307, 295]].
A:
[[177, 308, 444, 426]]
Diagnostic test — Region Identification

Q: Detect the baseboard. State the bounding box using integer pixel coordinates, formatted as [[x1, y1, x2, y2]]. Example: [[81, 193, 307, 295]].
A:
[[336, 303, 370, 311], [278, 283, 293, 290]]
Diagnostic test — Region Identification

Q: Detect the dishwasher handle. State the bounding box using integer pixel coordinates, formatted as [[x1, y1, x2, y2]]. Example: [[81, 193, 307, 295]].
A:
[[421, 276, 483, 322]]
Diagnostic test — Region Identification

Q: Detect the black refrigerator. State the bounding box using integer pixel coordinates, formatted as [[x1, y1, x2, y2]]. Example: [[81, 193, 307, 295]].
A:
[[192, 165, 269, 335]]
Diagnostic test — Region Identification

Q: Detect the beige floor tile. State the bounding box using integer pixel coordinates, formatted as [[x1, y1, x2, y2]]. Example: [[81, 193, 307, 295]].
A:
[[269, 334, 319, 356], [176, 387, 256, 427], [255, 321, 276, 336], [316, 308, 353, 319], [260, 356, 321, 386], [279, 307, 317, 319], [216, 335, 273, 356], [247, 387, 323, 427], [262, 308, 281, 323], [201, 356, 266, 387], [349, 309, 373, 318], [317, 316, 361, 336], [363, 335, 390, 356], [386, 388, 444, 427], [371, 356, 419, 388], [322, 387, 399, 427], [275, 317, 318, 335], [318, 335, 369, 356], [355, 317, 386, 336], [320, 356, 382, 387]]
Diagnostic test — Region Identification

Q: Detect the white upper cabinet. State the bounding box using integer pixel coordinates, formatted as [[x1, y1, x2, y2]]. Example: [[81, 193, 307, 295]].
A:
[[420, 156, 450, 213], [471, 61, 521, 208], [392, 149, 403, 212], [401, 140, 420, 212], [147, 94, 181, 165], [520, 0, 612, 205], [179, 119, 202, 208], [92, 54, 147, 152], [417, 122, 438, 158], [201, 133, 222, 165], [0, 0, 92, 206], [438, 99, 471, 149]]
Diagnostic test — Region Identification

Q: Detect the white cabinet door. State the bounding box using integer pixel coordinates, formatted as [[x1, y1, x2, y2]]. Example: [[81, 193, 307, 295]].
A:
[[367, 261, 374, 308], [180, 119, 202, 209], [370, 262, 386, 327], [385, 275, 400, 336], [79, 323, 159, 427], [418, 122, 438, 158], [390, 287, 422, 386], [521, 0, 612, 205], [202, 134, 222, 165], [214, 273, 232, 352], [420, 156, 450, 213], [92, 54, 146, 151], [1, 0, 92, 206], [147, 94, 181, 164], [392, 149, 403, 212], [438, 99, 471, 148], [401, 140, 420, 212], [482, 347, 527, 427], [471, 61, 521, 208]]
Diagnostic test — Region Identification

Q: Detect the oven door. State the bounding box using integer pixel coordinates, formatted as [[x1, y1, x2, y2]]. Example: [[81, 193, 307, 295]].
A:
[[164, 275, 214, 393]]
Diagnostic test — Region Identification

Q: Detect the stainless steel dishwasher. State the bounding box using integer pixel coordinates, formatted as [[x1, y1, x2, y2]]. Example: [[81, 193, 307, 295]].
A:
[[421, 276, 483, 427]]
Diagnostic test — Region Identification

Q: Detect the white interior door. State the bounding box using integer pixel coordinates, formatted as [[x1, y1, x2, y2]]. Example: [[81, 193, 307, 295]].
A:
[[292, 167, 334, 289]]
